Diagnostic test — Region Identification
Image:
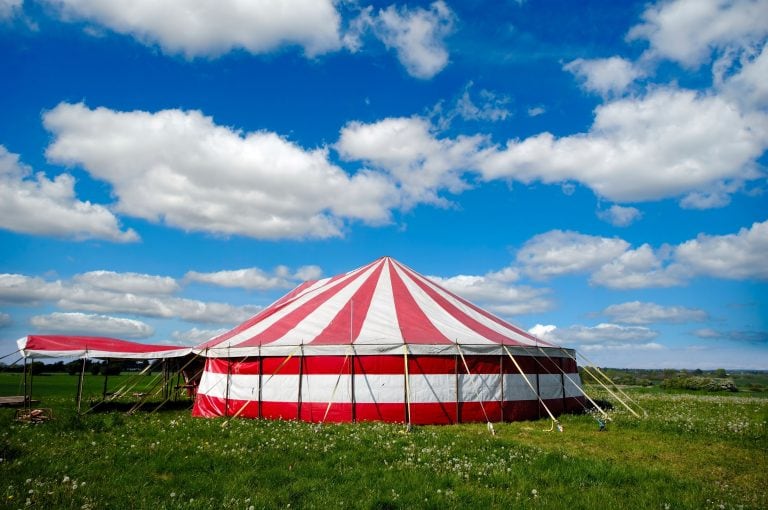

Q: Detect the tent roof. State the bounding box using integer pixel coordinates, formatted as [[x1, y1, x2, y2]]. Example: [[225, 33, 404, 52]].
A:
[[18, 335, 192, 359], [196, 256, 556, 357]]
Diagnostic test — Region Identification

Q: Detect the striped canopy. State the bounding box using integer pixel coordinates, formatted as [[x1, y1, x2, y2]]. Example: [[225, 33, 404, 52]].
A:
[[196, 256, 554, 357], [18, 334, 192, 359]]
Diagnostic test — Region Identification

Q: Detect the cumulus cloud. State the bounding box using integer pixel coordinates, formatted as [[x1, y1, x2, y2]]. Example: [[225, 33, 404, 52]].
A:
[[477, 88, 768, 205], [597, 204, 642, 227], [372, 1, 455, 79], [529, 323, 662, 351], [337, 116, 485, 207], [171, 327, 228, 345], [185, 264, 322, 290], [564, 56, 643, 96], [515, 230, 630, 280], [601, 301, 708, 325], [590, 244, 686, 289], [0, 145, 138, 242], [41, 0, 344, 58], [30, 312, 154, 339], [44, 102, 400, 240], [512, 219, 768, 289], [675, 219, 768, 280], [718, 42, 768, 111], [0, 272, 257, 324], [627, 0, 768, 68], [429, 268, 553, 316]]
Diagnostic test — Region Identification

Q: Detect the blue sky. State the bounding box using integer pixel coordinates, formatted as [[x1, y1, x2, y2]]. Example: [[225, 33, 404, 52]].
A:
[[0, 0, 766, 369]]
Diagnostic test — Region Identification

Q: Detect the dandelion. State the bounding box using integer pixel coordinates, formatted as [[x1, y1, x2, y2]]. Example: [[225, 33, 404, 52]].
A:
[[170, 492, 176, 498], [62, 476, 70, 483], [531, 489, 538, 498]]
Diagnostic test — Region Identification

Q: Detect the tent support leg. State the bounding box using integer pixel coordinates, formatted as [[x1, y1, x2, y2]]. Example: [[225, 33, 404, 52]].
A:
[[77, 357, 86, 414], [102, 359, 110, 400]]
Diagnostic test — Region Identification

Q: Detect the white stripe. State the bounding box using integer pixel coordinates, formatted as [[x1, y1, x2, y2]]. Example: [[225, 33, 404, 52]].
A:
[[402, 264, 539, 346], [539, 374, 564, 399], [197, 372, 577, 403], [564, 374, 583, 398], [355, 262, 405, 345]]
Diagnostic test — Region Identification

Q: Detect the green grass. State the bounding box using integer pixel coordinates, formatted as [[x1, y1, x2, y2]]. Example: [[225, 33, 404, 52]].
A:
[[1, 374, 766, 509]]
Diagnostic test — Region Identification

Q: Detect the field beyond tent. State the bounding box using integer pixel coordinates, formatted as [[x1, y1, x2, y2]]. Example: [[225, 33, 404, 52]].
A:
[[1, 373, 766, 509]]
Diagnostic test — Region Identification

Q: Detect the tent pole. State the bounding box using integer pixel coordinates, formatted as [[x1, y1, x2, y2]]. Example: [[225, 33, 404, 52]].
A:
[[23, 357, 28, 411], [297, 343, 304, 420], [77, 357, 87, 414], [258, 345, 263, 419], [102, 359, 110, 400], [454, 353, 460, 423], [500, 353, 505, 422], [225, 350, 231, 418], [350, 346, 356, 423]]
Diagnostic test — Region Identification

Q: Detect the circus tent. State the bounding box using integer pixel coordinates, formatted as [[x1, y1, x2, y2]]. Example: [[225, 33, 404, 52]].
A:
[[192, 257, 585, 425]]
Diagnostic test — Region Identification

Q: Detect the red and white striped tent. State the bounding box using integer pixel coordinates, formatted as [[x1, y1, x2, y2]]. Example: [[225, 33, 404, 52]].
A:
[[192, 257, 584, 425]]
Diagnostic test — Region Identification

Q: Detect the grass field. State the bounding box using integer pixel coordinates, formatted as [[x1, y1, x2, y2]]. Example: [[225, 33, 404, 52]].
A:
[[1, 373, 766, 509]]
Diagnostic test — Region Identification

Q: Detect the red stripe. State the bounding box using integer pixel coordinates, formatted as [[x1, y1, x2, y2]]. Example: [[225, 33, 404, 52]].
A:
[[395, 263, 526, 346], [26, 335, 180, 354], [198, 260, 379, 349], [239, 263, 379, 346], [193, 396, 586, 424], [311, 262, 385, 344], [388, 260, 452, 344], [203, 354, 578, 376]]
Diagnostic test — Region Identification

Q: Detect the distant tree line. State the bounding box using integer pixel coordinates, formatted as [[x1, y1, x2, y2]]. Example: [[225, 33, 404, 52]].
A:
[[578, 367, 765, 393], [0, 360, 150, 376]]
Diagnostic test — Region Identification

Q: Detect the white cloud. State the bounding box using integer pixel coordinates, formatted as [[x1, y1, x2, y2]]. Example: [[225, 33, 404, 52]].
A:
[[519, 219, 768, 289], [73, 270, 179, 295], [0, 312, 10, 327], [515, 230, 630, 279], [564, 56, 643, 96], [477, 88, 768, 204], [185, 264, 321, 290], [597, 204, 642, 227], [337, 116, 485, 206], [527, 106, 546, 117], [171, 327, 228, 345], [602, 301, 708, 325], [0, 272, 257, 324], [718, 42, 768, 113], [675, 219, 768, 280], [528, 322, 661, 351], [455, 85, 511, 123], [0, 0, 21, 20], [0, 145, 138, 242], [429, 270, 552, 316], [430, 82, 511, 130], [373, 1, 455, 79], [29, 312, 154, 339], [590, 244, 686, 289], [57, 288, 257, 324], [693, 328, 768, 344], [627, 0, 768, 68], [42, 0, 344, 58], [0, 274, 65, 304], [44, 103, 400, 240]]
